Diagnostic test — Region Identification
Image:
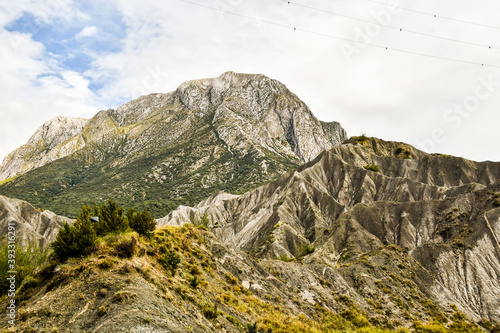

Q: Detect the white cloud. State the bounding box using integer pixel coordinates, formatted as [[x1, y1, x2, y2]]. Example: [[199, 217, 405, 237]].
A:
[[0, 30, 103, 161], [76, 25, 98, 38], [0, 0, 88, 27]]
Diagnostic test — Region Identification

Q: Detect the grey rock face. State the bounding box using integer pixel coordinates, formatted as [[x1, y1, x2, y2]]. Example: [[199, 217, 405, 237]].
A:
[[0, 194, 72, 248], [107, 71, 347, 163], [0, 116, 88, 181], [180, 71, 347, 162], [159, 137, 500, 324]]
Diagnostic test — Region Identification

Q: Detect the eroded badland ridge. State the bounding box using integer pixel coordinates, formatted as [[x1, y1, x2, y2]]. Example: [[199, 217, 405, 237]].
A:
[[159, 136, 500, 326], [2, 136, 499, 332]]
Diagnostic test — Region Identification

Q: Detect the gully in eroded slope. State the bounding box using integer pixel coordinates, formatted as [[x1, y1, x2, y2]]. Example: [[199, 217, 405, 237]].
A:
[[159, 136, 500, 325]]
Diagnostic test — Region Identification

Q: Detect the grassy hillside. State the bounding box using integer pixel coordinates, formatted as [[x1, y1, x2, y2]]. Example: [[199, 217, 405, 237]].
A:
[[1, 224, 487, 332]]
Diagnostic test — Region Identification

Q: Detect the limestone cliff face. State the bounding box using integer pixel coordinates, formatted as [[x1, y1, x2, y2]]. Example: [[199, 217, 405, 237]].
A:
[[158, 137, 500, 324], [83, 71, 347, 163], [162, 71, 347, 162], [0, 72, 347, 218], [0, 194, 72, 248], [0, 117, 88, 181]]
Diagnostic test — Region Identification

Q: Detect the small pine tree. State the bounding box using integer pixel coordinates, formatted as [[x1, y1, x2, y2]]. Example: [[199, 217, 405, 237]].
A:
[[52, 205, 97, 260], [52, 223, 79, 260], [96, 198, 128, 235], [162, 251, 181, 276], [127, 208, 156, 237], [74, 205, 97, 249]]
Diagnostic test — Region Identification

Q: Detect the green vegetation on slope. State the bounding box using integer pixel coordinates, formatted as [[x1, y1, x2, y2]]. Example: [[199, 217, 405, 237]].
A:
[[0, 119, 298, 218], [0, 240, 49, 297]]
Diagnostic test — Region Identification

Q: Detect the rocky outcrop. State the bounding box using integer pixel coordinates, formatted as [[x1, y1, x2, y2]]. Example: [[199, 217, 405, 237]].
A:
[[0, 194, 72, 248], [159, 137, 500, 325], [162, 71, 347, 162], [0, 117, 88, 182], [0, 72, 346, 181], [0, 72, 347, 218]]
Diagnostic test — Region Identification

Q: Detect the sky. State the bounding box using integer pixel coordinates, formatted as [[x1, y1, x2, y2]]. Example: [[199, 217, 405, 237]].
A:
[[1, 0, 500, 162]]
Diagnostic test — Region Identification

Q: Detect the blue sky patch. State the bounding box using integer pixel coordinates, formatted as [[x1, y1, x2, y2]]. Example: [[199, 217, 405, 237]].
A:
[[6, 2, 127, 94]]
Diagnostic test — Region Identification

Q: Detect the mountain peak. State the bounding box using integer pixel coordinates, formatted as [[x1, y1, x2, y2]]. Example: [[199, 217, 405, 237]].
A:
[[0, 72, 347, 217], [27, 116, 88, 146], [0, 116, 88, 181], [216, 71, 277, 86]]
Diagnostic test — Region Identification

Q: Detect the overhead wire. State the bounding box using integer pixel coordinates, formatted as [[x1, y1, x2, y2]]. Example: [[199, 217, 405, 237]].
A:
[[176, 0, 500, 68], [282, 0, 500, 50], [364, 0, 500, 31]]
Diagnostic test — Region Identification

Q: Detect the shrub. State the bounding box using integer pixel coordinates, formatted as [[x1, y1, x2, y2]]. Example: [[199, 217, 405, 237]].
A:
[[97, 306, 107, 316], [18, 276, 38, 293], [191, 213, 210, 230], [247, 322, 258, 333], [96, 198, 128, 235], [127, 208, 156, 237], [396, 147, 412, 159], [226, 274, 238, 285], [412, 321, 447, 333], [279, 254, 294, 262], [364, 164, 380, 172], [447, 306, 483, 333], [161, 251, 181, 275], [479, 319, 500, 333], [494, 198, 500, 207], [112, 290, 137, 303], [340, 308, 370, 328], [298, 244, 315, 258], [357, 134, 369, 143], [226, 315, 238, 325], [114, 237, 137, 258], [52, 205, 96, 260], [0, 239, 49, 296], [189, 264, 202, 275], [202, 303, 219, 319], [188, 275, 200, 289]]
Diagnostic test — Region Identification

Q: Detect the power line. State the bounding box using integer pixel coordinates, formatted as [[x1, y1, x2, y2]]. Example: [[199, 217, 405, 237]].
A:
[[176, 0, 500, 68], [364, 0, 500, 31], [283, 0, 500, 50]]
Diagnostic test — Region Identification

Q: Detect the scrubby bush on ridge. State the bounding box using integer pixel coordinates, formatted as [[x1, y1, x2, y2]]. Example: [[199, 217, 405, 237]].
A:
[[52, 205, 96, 260], [127, 208, 156, 237], [52, 198, 156, 260], [0, 239, 49, 296]]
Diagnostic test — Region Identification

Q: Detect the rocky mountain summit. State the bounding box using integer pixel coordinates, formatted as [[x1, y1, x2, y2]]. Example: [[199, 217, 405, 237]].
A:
[[159, 136, 500, 327], [0, 116, 88, 182], [0, 71, 347, 217]]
